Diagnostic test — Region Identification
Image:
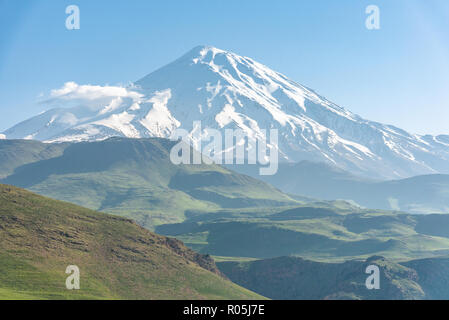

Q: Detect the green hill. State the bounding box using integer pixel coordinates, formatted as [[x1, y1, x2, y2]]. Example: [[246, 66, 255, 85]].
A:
[[0, 138, 297, 228], [0, 139, 67, 179], [0, 184, 264, 300], [156, 203, 449, 262]]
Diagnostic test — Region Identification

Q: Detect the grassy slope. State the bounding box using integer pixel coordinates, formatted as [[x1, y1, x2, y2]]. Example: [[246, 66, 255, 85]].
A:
[[1, 138, 297, 228], [156, 203, 449, 262], [0, 139, 67, 179], [0, 184, 264, 300]]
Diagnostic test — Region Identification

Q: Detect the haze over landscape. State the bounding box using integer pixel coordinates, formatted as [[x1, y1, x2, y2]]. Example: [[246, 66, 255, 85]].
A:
[[1, 1, 449, 301]]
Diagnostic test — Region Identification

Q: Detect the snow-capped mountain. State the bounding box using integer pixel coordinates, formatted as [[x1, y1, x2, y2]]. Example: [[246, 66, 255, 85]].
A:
[[3, 45, 449, 179]]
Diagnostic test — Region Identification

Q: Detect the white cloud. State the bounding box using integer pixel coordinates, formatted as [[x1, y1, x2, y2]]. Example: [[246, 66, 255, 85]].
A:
[[0, 134, 5, 139], [43, 82, 144, 111], [50, 81, 142, 100]]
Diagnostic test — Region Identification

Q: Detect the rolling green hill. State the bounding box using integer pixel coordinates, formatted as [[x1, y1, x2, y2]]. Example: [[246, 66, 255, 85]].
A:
[[156, 203, 449, 262], [0, 138, 297, 228], [217, 255, 449, 300], [3, 138, 449, 300], [0, 139, 67, 179], [0, 184, 264, 300]]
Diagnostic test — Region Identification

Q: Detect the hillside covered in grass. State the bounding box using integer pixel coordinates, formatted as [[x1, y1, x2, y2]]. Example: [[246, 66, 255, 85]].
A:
[[156, 203, 449, 262], [0, 139, 67, 179], [0, 138, 297, 228], [0, 184, 263, 300]]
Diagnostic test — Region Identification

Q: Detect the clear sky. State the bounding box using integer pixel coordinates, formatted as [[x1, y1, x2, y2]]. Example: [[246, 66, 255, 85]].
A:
[[1, 0, 448, 135]]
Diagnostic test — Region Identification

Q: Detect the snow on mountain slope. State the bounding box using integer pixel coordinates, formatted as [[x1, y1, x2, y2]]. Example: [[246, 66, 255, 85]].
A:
[[3, 45, 449, 179]]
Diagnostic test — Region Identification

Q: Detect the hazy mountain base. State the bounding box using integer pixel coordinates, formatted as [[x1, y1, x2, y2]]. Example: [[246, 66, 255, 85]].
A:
[[0, 184, 264, 300], [217, 255, 449, 300], [229, 161, 449, 214]]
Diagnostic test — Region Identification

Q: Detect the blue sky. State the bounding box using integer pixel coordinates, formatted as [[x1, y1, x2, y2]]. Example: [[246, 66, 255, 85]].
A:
[[1, 0, 448, 134]]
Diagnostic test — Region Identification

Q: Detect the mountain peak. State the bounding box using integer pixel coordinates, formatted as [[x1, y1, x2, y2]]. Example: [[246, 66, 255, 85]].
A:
[[163, 45, 259, 75], [166, 45, 233, 68], [186, 45, 235, 58], [3, 47, 449, 179]]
